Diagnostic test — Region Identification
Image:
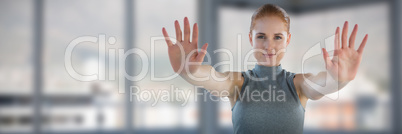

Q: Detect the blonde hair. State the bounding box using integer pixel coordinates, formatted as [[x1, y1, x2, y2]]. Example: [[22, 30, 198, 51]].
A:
[[250, 4, 290, 33]]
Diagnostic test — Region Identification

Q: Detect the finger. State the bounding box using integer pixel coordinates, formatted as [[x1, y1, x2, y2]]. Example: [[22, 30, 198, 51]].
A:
[[322, 48, 332, 69], [341, 21, 348, 49], [357, 34, 368, 54], [192, 23, 198, 47], [184, 17, 191, 43], [349, 24, 358, 49], [335, 27, 340, 50], [174, 20, 182, 42], [162, 27, 173, 47], [197, 43, 209, 62]]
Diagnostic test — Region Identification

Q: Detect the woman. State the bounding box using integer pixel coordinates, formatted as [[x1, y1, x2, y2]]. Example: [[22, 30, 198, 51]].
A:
[[162, 4, 368, 134]]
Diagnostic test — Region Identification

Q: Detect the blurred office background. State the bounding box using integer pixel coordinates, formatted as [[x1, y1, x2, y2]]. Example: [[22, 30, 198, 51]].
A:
[[0, 0, 401, 134]]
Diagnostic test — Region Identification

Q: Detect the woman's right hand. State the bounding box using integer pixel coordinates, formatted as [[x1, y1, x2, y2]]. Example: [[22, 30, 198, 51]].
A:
[[162, 17, 243, 100], [162, 17, 209, 75]]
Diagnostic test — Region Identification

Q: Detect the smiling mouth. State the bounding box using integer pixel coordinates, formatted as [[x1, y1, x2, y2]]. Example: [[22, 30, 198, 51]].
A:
[[263, 54, 276, 57]]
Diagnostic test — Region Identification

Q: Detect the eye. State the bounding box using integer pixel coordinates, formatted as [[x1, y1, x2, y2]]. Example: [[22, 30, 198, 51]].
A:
[[257, 36, 266, 39], [274, 36, 282, 40]]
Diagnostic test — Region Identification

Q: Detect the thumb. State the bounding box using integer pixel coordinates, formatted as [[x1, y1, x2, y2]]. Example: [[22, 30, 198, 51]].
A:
[[322, 48, 332, 69], [196, 43, 208, 62]]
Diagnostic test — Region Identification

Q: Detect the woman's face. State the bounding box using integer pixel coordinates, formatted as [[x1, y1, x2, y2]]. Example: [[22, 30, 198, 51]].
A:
[[249, 16, 291, 67]]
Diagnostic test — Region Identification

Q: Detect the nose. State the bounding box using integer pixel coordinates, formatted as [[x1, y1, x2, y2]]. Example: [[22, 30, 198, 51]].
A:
[[264, 40, 275, 53]]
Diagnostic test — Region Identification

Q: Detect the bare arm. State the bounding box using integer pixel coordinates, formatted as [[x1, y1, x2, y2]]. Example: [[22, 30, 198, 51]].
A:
[[180, 65, 243, 97], [295, 72, 350, 100], [295, 21, 368, 100], [162, 17, 243, 97]]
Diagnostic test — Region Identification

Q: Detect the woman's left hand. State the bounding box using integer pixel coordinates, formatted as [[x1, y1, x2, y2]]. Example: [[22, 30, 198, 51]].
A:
[[322, 21, 368, 82]]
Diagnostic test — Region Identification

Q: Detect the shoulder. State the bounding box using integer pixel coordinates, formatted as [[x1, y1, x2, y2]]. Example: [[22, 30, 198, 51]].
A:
[[224, 71, 244, 85], [224, 71, 245, 98], [239, 69, 256, 78], [294, 73, 313, 86]]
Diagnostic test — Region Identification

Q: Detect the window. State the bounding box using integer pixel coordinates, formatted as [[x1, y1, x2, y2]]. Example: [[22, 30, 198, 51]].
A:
[[133, 0, 199, 130], [43, 0, 125, 131], [0, 0, 33, 133]]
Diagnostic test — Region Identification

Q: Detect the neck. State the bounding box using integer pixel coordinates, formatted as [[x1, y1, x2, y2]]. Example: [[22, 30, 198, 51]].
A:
[[257, 62, 281, 67], [253, 64, 283, 79]]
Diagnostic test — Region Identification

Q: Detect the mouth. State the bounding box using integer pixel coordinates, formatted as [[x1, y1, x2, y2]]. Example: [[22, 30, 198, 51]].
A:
[[263, 54, 276, 58]]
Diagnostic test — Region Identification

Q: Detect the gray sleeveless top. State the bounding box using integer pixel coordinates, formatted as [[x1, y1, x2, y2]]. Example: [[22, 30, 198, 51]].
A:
[[231, 64, 305, 134]]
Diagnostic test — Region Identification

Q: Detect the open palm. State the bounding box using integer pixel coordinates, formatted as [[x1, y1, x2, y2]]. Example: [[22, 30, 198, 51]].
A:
[[322, 21, 368, 82], [162, 17, 208, 74]]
